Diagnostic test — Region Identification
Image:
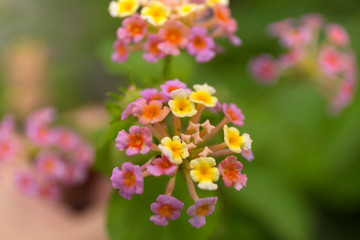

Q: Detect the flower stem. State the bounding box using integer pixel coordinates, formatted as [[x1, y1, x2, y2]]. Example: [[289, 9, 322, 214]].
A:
[[162, 55, 172, 81], [165, 172, 177, 196], [182, 160, 199, 201]]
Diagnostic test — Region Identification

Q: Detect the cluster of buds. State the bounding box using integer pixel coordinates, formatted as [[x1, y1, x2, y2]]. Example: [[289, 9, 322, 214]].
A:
[[108, 0, 241, 63], [248, 13, 357, 114], [110, 79, 253, 228], [0, 108, 94, 201]]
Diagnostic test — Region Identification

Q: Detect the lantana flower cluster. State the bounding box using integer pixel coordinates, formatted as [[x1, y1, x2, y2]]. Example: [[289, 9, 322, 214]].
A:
[[108, 0, 241, 63], [0, 108, 94, 201], [111, 79, 253, 228], [248, 13, 357, 114]]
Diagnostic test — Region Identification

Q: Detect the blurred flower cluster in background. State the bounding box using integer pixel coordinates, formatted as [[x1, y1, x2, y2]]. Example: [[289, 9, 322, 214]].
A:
[[1, 0, 360, 240], [249, 13, 357, 114]]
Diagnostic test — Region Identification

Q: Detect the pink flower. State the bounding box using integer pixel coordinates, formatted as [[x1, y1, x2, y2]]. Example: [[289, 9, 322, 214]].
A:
[[53, 128, 80, 152], [223, 103, 245, 126], [61, 164, 88, 186], [241, 149, 254, 162], [74, 144, 94, 167], [208, 101, 222, 113], [160, 79, 187, 98], [143, 34, 167, 63], [112, 40, 129, 63], [267, 19, 292, 37], [110, 162, 144, 200], [147, 155, 178, 176], [35, 152, 65, 180], [331, 78, 356, 114], [187, 27, 215, 63], [326, 24, 349, 46], [219, 155, 247, 190], [280, 26, 312, 48], [132, 99, 170, 125], [141, 88, 167, 103], [302, 13, 324, 29], [121, 98, 143, 121], [26, 108, 57, 146], [39, 183, 61, 201], [249, 54, 279, 84], [0, 116, 18, 162], [115, 125, 152, 156], [318, 46, 344, 77], [186, 197, 217, 228], [158, 20, 190, 56], [15, 170, 39, 196], [214, 5, 238, 38], [117, 14, 147, 43], [278, 48, 305, 69], [150, 195, 184, 226]]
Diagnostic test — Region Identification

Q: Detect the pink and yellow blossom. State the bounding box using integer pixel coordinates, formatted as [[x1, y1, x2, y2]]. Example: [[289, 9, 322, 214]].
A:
[[115, 125, 153, 156], [219, 155, 247, 190], [186, 197, 217, 228], [150, 195, 184, 226], [111, 162, 144, 200]]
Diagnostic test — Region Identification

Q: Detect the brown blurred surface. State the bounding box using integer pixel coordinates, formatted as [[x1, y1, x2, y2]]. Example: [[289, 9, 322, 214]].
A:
[[0, 162, 111, 240]]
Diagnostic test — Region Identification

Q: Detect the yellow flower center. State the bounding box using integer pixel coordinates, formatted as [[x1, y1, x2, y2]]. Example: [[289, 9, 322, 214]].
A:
[[128, 134, 144, 149], [165, 141, 184, 159], [173, 98, 193, 114], [227, 131, 242, 148]]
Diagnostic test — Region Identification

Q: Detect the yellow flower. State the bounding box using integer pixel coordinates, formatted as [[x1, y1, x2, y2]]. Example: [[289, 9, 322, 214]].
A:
[[224, 125, 252, 153], [190, 157, 219, 190], [108, 0, 139, 18], [141, 1, 170, 26], [169, 89, 198, 118], [189, 83, 218, 107], [206, 0, 229, 7], [177, 4, 203, 17], [159, 136, 189, 165]]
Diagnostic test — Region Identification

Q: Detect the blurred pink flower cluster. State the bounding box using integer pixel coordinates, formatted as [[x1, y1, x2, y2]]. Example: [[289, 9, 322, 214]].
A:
[[0, 108, 94, 201], [108, 0, 241, 63], [110, 79, 253, 228], [249, 13, 357, 114]]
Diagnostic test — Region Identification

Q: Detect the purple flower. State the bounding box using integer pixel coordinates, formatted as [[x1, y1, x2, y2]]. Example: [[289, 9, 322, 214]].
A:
[[110, 162, 144, 200], [241, 149, 254, 162], [249, 54, 279, 85], [187, 27, 215, 63], [146, 155, 178, 177], [15, 170, 39, 196], [141, 88, 167, 103], [160, 79, 187, 98], [223, 103, 245, 126], [150, 195, 184, 226], [187, 197, 217, 228], [115, 126, 153, 156], [121, 98, 142, 121], [35, 152, 65, 180]]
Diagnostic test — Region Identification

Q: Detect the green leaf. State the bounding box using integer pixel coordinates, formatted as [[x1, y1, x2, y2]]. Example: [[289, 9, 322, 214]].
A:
[[227, 167, 315, 240]]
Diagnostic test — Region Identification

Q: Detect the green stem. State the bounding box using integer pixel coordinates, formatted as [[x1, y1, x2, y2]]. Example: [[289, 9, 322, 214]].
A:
[[162, 55, 172, 81]]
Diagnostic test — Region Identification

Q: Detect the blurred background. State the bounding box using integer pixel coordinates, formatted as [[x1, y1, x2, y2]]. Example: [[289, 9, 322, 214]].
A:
[[1, 0, 360, 239]]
